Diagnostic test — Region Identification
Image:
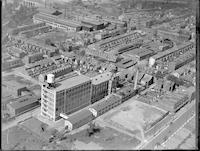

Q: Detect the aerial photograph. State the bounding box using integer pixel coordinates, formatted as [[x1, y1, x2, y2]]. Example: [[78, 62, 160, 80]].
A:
[[1, 0, 197, 150]]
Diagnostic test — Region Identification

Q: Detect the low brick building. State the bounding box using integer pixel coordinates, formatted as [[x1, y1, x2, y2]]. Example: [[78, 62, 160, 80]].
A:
[[7, 94, 40, 116]]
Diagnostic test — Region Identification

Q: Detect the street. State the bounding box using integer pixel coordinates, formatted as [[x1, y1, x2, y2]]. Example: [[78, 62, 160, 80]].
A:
[[139, 100, 195, 149]]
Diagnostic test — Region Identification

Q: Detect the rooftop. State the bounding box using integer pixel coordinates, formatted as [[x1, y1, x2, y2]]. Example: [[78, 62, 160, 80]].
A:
[[151, 41, 194, 60], [116, 59, 136, 69], [90, 72, 112, 85], [8, 94, 39, 110], [81, 18, 104, 26], [34, 13, 82, 28], [91, 94, 121, 112], [25, 58, 55, 68], [66, 108, 92, 124], [123, 47, 154, 58], [90, 31, 142, 49], [51, 73, 91, 92]]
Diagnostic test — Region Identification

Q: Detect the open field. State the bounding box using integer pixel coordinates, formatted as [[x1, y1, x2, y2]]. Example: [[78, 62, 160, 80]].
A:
[[20, 117, 54, 141], [63, 126, 141, 150], [1, 126, 46, 150], [103, 100, 167, 141]]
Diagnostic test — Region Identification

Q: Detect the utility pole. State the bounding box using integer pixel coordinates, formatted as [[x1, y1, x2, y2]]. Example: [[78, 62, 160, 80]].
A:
[[134, 67, 139, 90]]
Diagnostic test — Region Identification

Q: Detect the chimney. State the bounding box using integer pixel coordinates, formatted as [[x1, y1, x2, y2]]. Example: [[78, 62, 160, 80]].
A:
[[134, 69, 139, 90]]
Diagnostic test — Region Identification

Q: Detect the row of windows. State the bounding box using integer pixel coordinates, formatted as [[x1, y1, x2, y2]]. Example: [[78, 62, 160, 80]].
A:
[[101, 34, 140, 50], [56, 83, 91, 96]]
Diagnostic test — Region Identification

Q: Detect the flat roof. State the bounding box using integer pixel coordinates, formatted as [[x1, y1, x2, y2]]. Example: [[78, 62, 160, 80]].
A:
[[84, 71, 100, 78], [116, 59, 136, 69], [141, 74, 153, 83], [8, 94, 39, 110], [34, 13, 82, 28], [124, 47, 154, 58], [81, 23, 93, 28], [91, 94, 121, 112], [90, 72, 112, 85], [91, 31, 141, 48], [52, 73, 91, 92], [81, 18, 104, 25], [25, 58, 54, 68], [151, 41, 194, 60]]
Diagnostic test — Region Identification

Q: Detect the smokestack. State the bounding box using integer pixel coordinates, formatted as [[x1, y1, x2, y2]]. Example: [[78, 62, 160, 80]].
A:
[[134, 69, 139, 90]]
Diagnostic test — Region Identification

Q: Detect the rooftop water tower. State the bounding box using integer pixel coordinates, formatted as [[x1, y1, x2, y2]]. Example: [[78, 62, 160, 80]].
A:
[[47, 74, 55, 87]]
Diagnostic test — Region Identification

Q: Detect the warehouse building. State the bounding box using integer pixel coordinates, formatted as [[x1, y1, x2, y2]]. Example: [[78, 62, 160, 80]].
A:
[[7, 94, 40, 116], [11, 22, 46, 35], [116, 59, 136, 69], [81, 18, 105, 30], [7, 46, 26, 58], [149, 42, 194, 67], [157, 28, 191, 42], [89, 94, 122, 117], [123, 47, 155, 61], [140, 74, 154, 88], [64, 108, 95, 131], [33, 13, 82, 32], [25, 52, 44, 64], [2, 58, 24, 71], [41, 72, 92, 121]]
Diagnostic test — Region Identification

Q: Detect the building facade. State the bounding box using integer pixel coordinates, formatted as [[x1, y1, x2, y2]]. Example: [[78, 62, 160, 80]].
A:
[[33, 13, 82, 32], [41, 73, 92, 121], [90, 72, 112, 104]]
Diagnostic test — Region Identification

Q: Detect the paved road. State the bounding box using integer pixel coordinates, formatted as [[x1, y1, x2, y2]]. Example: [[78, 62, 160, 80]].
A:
[[161, 114, 195, 148], [139, 101, 195, 149], [2, 107, 40, 131]]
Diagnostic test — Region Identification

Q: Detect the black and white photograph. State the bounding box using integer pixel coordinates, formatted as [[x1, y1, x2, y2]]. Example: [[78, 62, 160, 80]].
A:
[[1, 0, 199, 150]]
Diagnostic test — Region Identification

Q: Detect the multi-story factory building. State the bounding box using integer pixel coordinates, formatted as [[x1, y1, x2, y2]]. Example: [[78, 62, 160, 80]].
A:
[[33, 13, 82, 32], [41, 72, 92, 121], [86, 72, 113, 104], [88, 31, 144, 52], [149, 41, 194, 67]]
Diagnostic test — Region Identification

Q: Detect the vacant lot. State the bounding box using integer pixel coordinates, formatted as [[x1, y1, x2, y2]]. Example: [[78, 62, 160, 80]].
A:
[[2, 126, 46, 150], [103, 100, 167, 141], [60, 126, 141, 150]]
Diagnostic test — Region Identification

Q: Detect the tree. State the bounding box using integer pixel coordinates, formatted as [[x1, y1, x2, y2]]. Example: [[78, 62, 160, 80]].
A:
[[86, 122, 101, 137], [40, 123, 47, 132], [45, 38, 51, 45]]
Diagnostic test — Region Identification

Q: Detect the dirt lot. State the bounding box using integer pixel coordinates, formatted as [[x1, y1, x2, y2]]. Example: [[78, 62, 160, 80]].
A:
[[1, 126, 46, 150], [20, 117, 56, 141], [103, 100, 167, 141], [59, 126, 141, 150]]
